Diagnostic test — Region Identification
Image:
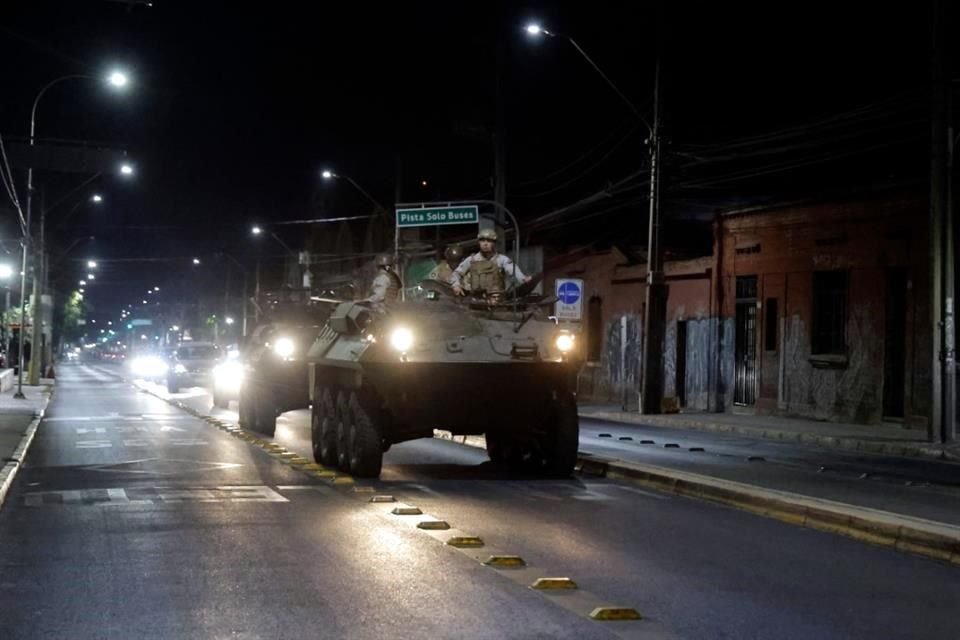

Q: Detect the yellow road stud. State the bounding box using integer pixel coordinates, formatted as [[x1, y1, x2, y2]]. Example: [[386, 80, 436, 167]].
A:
[[417, 520, 451, 530], [483, 555, 526, 568], [331, 476, 354, 485], [278, 452, 298, 459], [308, 469, 337, 478], [301, 463, 324, 471], [446, 536, 484, 548], [288, 458, 310, 465], [589, 607, 642, 621], [392, 506, 423, 516], [370, 495, 396, 503], [530, 577, 578, 590], [352, 486, 375, 493]]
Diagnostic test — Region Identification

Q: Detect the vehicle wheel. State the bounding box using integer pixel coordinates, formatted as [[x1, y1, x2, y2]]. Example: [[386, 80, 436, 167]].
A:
[[212, 389, 229, 409], [346, 391, 383, 478], [254, 387, 277, 437], [485, 431, 523, 468], [335, 390, 351, 471], [238, 383, 255, 430], [317, 386, 338, 466], [539, 392, 580, 477]]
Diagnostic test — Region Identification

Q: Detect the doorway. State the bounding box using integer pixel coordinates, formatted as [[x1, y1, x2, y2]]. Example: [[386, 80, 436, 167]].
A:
[[734, 276, 758, 407]]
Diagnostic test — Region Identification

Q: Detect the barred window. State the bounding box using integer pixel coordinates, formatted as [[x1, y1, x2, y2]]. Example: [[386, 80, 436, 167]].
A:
[[812, 271, 848, 355]]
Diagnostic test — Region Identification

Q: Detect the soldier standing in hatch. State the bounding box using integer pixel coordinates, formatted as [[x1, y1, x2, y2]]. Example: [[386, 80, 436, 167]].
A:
[[365, 253, 402, 311], [451, 229, 530, 300], [428, 245, 463, 285]]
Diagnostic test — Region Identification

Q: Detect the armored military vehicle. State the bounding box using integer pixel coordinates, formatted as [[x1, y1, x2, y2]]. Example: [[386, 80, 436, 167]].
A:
[[237, 289, 337, 436], [306, 281, 580, 478]]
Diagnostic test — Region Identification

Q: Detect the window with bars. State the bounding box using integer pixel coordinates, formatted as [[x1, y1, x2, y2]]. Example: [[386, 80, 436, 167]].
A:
[[812, 271, 848, 355]]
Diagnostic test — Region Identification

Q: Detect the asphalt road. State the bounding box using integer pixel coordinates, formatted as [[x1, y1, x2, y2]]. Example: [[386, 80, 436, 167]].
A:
[[1, 362, 957, 639]]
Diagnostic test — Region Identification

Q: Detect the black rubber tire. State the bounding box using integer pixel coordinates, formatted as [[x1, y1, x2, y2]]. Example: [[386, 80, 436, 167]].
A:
[[346, 391, 383, 478], [238, 384, 255, 430], [310, 387, 324, 464], [318, 387, 338, 467], [254, 387, 277, 437], [485, 431, 523, 468], [212, 390, 229, 409], [335, 391, 351, 471], [542, 392, 580, 477]]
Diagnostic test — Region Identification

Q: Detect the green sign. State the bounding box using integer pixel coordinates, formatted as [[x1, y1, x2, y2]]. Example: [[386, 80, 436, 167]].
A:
[[396, 205, 479, 228]]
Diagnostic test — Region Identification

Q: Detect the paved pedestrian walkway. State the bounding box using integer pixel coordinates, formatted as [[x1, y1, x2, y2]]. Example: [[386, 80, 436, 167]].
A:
[[578, 404, 960, 462], [0, 375, 55, 508]]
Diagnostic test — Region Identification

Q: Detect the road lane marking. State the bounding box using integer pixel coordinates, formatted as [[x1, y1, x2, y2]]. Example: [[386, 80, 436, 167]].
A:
[[23, 485, 288, 506]]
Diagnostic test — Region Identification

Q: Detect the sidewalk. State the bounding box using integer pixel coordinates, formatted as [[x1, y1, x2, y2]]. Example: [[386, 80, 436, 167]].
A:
[[578, 404, 960, 462], [0, 376, 55, 508]]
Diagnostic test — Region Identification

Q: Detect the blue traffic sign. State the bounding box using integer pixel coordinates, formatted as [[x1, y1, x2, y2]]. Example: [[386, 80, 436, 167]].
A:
[[557, 281, 582, 305]]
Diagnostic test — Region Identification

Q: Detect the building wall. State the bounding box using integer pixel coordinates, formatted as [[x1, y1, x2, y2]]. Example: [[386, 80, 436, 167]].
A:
[[544, 192, 930, 427], [721, 193, 928, 426]]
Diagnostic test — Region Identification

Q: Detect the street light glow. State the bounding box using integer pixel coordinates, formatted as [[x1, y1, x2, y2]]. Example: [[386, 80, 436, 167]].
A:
[[525, 24, 543, 35], [154, 286, 160, 292], [92, 194, 103, 203], [321, 170, 334, 179], [225, 317, 235, 325], [193, 257, 201, 265], [87, 260, 98, 269], [87, 273, 95, 280], [79, 280, 87, 286], [107, 70, 129, 88], [251, 225, 263, 235], [0, 264, 13, 279], [120, 164, 134, 176]]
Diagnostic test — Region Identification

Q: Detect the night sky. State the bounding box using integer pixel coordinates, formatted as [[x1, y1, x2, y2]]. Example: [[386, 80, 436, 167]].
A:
[[0, 1, 951, 321]]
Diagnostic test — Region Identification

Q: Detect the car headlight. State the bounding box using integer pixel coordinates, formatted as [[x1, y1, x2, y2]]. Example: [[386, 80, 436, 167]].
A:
[[214, 361, 244, 392], [555, 332, 576, 353], [131, 356, 168, 378], [174, 363, 187, 374], [390, 327, 414, 352], [273, 337, 295, 359]]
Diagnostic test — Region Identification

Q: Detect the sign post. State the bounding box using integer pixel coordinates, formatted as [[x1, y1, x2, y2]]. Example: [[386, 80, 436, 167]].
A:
[[554, 279, 584, 321], [395, 205, 480, 228]]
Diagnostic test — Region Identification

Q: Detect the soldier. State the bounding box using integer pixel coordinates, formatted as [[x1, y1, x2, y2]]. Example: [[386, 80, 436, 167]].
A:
[[428, 245, 463, 284], [365, 253, 402, 310], [451, 229, 530, 299]]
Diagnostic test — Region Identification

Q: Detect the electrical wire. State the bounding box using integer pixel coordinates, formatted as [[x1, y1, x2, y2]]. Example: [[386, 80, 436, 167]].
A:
[[0, 132, 27, 234]]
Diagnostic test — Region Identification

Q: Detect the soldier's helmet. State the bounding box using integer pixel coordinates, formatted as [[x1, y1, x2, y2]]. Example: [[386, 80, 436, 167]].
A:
[[444, 245, 463, 261], [376, 253, 395, 267], [477, 229, 498, 241]]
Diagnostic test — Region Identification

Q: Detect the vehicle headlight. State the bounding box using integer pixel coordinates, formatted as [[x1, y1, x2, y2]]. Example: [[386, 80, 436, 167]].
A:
[[273, 337, 295, 359], [174, 363, 188, 374], [131, 356, 168, 378], [390, 327, 414, 352], [555, 332, 576, 353], [214, 361, 244, 392]]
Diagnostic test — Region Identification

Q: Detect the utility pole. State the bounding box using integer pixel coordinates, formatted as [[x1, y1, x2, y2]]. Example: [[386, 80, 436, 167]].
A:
[[931, 0, 956, 442], [494, 40, 508, 252], [641, 13, 666, 414], [28, 192, 46, 385]]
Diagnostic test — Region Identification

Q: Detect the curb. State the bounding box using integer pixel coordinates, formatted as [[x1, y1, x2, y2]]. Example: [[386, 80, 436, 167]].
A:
[[0, 386, 54, 510], [433, 429, 960, 566], [578, 410, 960, 463]]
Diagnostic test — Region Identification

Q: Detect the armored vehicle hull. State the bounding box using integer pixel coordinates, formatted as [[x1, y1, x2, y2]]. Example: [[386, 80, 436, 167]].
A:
[[308, 296, 580, 478]]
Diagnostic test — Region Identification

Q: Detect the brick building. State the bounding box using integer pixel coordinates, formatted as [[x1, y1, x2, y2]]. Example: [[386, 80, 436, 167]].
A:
[[545, 190, 932, 428]]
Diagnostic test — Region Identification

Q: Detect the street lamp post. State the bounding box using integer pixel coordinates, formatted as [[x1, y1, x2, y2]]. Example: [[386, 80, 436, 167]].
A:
[[21, 70, 130, 392], [526, 22, 666, 414], [321, 170, 388, 213]]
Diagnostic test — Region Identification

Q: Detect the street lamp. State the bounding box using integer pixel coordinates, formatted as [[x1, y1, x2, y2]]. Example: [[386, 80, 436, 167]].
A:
[[87, 273, 95, 280], [225, 317, 235, 325], [79, 280, 86, 286], [19, 68, 132, 395], [0, 264, 13, 280], [119, 163, 134, 176], [153, 286, 159, 292], [320, 169, 387, 213], [91, 194, 103, 203], [192, 257, 201, 265], [251, 225, 262, 235], [525, 20, 666, 415], [87, 260, 98, 269]]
